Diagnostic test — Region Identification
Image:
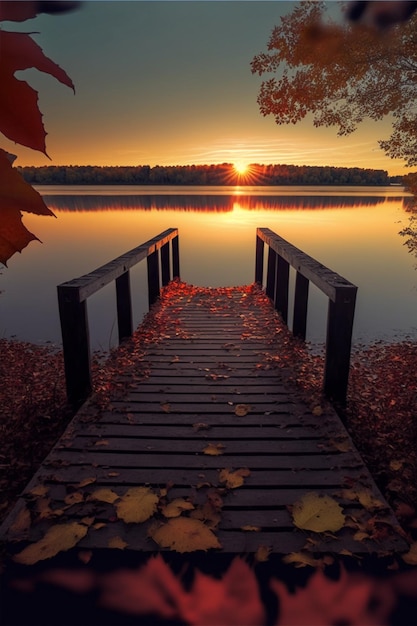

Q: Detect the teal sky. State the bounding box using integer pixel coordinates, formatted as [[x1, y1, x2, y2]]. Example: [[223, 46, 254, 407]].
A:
[[3, 0, 407, 175]]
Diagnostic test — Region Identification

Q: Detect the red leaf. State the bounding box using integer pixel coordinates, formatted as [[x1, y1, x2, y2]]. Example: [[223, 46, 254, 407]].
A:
[[0, 1, 80, 22], [0, 31, 74, 153], [0, 149, 54, 264]]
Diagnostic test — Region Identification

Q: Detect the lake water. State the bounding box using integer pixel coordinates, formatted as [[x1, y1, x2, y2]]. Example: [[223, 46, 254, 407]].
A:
[[1, 185, 416, 351]]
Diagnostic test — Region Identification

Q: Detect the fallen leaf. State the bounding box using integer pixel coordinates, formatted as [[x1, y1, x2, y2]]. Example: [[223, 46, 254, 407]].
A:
[[312, 405, 323, 416], [292, 492, 345, 533], [329, 437, 351, 452], [389, 459, 404, 471], [94, 439, 109, 447], [161, 498, 195, 518], [193, 422, 210, 431], [75, 478, 97, 488], [402, 541, 417, 565], [234, 404, 250, 416], [116, 487, 159, 524], [340, 488, 386, 512], [254, 545, 272, 562], [202, 443, 225, 456], [161, 402, 171, 413], [218, 467, 250, 489], [283, 551, 334, 568], [28, 484, 49, 498], [148, 517, 221, 552], [89, 488, 119, 504], [9, 506, 31, 537], [13, 522, 88, 565], [64, 492, 84, 506], [108, 536, 128, 550], [78, 550, 93, 564], [241, 525, 261, 532]]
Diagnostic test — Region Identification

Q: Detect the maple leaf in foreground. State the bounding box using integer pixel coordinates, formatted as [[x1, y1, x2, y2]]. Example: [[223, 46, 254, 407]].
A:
[[0, 30, 74, 154], [0, 150, 55, 265]]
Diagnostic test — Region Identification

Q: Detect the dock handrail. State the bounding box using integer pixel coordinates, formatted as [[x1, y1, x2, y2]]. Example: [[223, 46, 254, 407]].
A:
[[58, 228, 180, 408], [255, 227, 357, 405]]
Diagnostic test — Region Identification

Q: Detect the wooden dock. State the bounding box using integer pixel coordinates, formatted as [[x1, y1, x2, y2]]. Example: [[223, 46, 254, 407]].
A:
[[0, 279, 408, 560]]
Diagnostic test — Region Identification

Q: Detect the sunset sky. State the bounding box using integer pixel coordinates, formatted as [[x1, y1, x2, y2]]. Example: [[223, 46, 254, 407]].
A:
[[3, 0, 409, 175]]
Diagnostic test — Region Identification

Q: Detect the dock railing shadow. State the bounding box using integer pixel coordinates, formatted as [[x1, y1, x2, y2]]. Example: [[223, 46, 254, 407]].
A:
[[255, 227, 357, 406], [57, 228, 179, 409]]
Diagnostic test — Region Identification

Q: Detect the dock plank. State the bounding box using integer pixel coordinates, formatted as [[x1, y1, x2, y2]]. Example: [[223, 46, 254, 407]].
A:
[[0, 282, 408, 559]]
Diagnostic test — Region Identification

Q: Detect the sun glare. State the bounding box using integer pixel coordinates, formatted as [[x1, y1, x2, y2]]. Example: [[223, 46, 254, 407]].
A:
[[234, 162, 249, 176]]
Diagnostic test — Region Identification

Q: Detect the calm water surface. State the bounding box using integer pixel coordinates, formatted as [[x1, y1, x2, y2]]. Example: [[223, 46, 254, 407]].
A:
[[1, 185, 416, 350]]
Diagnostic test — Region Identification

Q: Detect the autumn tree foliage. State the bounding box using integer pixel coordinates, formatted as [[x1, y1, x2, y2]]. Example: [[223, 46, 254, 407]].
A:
[[0, 1, 77, 266], [251, 0, 417, 168]]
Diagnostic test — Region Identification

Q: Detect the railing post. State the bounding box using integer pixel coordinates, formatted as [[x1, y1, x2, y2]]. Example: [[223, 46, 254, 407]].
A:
[[275, 256, 290, 323], [172, 234, 180, 279], [57, 285, 91, 409], [147, 249, 160, 307], [116, 270, 133, 342], [161, 242, 171, 286], [255, 234, 264, 284], [293, 271, 309, 340], [266, 248, 277, 300], [324, 286, 357, 406]]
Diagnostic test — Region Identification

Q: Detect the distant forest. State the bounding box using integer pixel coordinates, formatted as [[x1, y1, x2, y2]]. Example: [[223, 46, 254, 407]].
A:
[[18, 163, 401, 186]]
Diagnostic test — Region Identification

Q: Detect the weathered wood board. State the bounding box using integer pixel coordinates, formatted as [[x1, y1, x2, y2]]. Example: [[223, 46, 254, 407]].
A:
[[0, 284, 408, 558]]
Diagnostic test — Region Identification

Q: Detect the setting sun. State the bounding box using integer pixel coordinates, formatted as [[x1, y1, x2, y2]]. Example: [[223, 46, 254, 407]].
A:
[[234, 162, 249, 175]]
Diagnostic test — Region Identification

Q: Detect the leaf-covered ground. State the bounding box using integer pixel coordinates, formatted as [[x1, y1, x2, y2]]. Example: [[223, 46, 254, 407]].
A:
[[1, 299, 417, 546]]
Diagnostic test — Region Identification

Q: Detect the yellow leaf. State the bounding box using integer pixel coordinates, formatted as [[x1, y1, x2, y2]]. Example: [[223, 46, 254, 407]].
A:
[[292, 492, 345, 533], [149, 517, 221, 553], [329, 438, 351, 452], [89, 488, 119, 504], [402, 541, 417, 565], [13, 522, 88, 565], [190, 504, 222, 529], [241, 525, 261, 532], [234, 404, 250, 417], [202, 443, 225, 456], [218, 467, 250, 489], [161, 498, 195, 518], [389, 459, 404, 471], [312, 405, 323, 416], [254, 545, 272, 562], [75, 477, 96, 488], [94, 439, 109, 447], [283, 551, 334, 568], [9, 506, 31, 536], [116, 487, 159, 524], [64, 492, 84, 506], [108, 536, 128, 550], [340, 488, 386, 512], [28, 485, 49, 498]]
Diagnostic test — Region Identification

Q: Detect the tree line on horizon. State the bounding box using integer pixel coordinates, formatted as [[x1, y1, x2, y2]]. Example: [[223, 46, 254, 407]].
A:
[[18, 163, 397, 186]]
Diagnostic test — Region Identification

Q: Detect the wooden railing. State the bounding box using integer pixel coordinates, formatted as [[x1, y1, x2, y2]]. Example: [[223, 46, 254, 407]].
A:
[[58, 228, 179, 408], [255, 227, 357, 405]]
